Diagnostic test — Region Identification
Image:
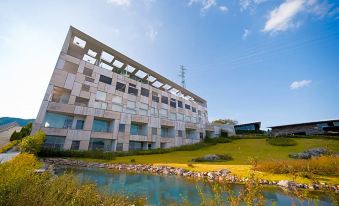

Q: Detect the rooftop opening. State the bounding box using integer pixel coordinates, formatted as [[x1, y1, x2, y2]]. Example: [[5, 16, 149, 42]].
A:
[[101, 51, 114, 62], [73, 36, 86, 48]]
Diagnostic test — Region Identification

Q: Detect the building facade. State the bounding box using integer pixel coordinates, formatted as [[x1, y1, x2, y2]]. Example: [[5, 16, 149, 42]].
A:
[[234, 122, 261, 134], [269, 119, 339, 136], [32, 26, 209, 151]]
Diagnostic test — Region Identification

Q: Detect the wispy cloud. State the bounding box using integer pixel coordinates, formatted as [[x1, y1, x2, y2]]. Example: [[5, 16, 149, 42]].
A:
[[107, 0, 131, 6], [290, 80, 312, 90], [219, 5, 228, 12], [145, 25, 158, 41], [263, 0, 334, 34], [239, 0, 267, 12], [242, 29, 251, 40], [188, 0, 217, 13]]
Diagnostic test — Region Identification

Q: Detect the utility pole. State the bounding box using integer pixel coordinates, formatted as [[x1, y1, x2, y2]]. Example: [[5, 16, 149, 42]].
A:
[[179, 65, 186, 88]]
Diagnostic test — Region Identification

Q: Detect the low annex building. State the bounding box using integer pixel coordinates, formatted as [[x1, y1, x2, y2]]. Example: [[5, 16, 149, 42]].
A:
[[269, 119, 339, 136], [32, 26, 210, 151]]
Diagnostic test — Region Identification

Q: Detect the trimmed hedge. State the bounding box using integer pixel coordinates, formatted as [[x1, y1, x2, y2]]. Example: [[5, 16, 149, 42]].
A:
[[38, 137, 233, 160], [266, 137, 297, 146], [192, 154, 233, 162]]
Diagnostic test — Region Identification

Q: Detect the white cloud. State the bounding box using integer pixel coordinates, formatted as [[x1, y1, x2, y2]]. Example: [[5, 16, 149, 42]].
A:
[[145, 25, 158, 41], [289, 80, 312, 90], [242, 29, 251, 39], [219, 5, 228, 12], [263, 0, 305, 33], [107, 0, 131, 6], [263, 0, 333, 34]]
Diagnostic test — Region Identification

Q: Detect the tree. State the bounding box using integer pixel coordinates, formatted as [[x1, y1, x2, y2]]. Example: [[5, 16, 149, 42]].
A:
[[19, 130, 46, 155], [10, 123, 32, 141], [212, 118, 238, 125]]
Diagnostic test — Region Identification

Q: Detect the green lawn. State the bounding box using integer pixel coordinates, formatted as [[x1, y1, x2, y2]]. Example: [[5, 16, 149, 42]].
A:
[[76, 138, 339, 184], [107, 138, 339, 165]]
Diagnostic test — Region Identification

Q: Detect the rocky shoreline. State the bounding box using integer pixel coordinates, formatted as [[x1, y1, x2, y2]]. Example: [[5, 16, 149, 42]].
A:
[[42, 158, 338, 193]]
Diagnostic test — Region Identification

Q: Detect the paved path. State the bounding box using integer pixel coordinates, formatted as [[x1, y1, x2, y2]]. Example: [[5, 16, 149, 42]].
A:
[[0, 152, 19, 163]]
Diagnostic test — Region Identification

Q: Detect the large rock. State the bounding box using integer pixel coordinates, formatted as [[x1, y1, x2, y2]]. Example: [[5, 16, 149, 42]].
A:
[[289, 147, 331, 159]]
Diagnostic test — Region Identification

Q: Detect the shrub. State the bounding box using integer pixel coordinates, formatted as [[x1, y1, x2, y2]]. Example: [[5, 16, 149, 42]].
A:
[[266, 137, 297, 146], [39, 138, 232, 159], [19, 130, 46, 154], [192, 154, 233, 162], [38, 148, 116, 160], [10, 123, 32, 141], [254, 156, 339, 176], [0, 140, 20, 153], [0, 154, 146, 206]]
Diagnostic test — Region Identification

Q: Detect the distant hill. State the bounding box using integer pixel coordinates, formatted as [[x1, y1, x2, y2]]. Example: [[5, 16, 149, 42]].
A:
[[0, 117, 35, 126]]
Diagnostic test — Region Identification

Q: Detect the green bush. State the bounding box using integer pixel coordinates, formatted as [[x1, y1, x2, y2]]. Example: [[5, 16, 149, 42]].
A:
[[19, 130, 46, 154], [39, 137, 232, 160], [0, 153, 146, 206], [10, 123, 32, 141], [266, 137, 297, 146], [192, 154, 233, 162], [0, 140, 20, 153]]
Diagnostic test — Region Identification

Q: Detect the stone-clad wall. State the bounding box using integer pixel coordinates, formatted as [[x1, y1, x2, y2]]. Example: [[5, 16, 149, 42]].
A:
[[32, 29, 209, 151]]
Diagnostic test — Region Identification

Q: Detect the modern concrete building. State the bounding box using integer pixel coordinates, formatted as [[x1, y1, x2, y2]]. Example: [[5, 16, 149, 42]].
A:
[[269, 119, 339, 136], [234, 122, 261, 134], [32, 26, 210, 151]]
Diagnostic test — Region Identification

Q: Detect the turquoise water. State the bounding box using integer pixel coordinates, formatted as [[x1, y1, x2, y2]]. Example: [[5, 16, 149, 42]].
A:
[[55, 167, 334, 206]]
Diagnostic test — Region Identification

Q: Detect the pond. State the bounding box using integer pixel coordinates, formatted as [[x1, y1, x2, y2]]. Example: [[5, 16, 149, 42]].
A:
[[55, 167, 335, 206]]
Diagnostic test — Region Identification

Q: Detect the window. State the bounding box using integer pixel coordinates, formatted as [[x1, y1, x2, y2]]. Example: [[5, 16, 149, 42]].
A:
[[130, 123, 147, 136], [141, 88, 149, 97], [44, 135, 65, 149], [161, 96, 168, 104], [96, 91, 106, 101], [51, 87, 71, 104], [92, 119, 112, 132], [89, 138, 113, 151], [119, 124, 125, 133], [112, 96, 122, 104], [192, 117, 197, 123], [177, 113, 184, 121], [116, 82, 126, 92], [83, 68, 93, 76], [185, 116, 191, 122], [129, 141, 143, 151], [192, 107, 197, 113], [159, 109, 168, 118], [43, 112, 73, 129], [177, 130, 183, 137], [75, 120, 84, 130], [128, 83, 138, 96], [198, 110, 202, 116], [99, 75, 112, 84], [116, 143, 123, 151], [75, 97, 89, 107], [161, 127, 174, 138], [70, 141, 80, 150], [127, 101, 136, 109], [178, 101, 183, 108], [170, 98, 176, 108], [152, 128, 157, 135], [185, 104, 191, 110], [152, 92, 159, 102], [81, 84, 90, 92], [169, 112, 176, 120]]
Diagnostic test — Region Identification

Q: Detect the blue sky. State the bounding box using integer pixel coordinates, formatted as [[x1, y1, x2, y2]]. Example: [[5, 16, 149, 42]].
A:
[[0, 0, 338, 129]]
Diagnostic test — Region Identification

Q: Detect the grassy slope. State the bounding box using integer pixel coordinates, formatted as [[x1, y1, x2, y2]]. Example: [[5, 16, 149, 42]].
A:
[[76, 138, 339, 184]]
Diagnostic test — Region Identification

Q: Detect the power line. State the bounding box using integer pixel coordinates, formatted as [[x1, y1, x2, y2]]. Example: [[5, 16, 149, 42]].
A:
[[179, 65, 187, 88]]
